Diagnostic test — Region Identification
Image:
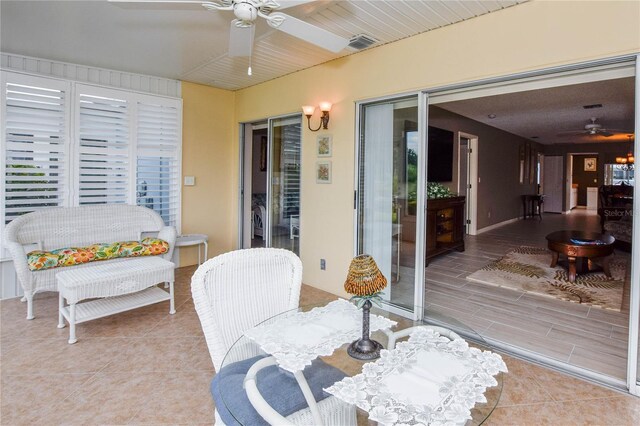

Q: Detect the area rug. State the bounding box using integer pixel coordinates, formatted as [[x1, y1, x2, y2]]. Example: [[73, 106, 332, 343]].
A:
[[466, 246, 628, 311]]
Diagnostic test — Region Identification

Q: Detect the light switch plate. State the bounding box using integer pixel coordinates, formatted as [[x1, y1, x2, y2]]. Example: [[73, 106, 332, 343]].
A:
[[184, 176, 195, 186]]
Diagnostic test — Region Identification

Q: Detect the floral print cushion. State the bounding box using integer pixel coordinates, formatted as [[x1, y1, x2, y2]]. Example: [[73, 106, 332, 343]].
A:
[[26, 238, 169, 271]]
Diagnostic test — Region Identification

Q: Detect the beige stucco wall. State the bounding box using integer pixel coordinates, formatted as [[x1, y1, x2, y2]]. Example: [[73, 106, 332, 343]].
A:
[[180, 82, 236, 266], [183, 0, 640, 295]]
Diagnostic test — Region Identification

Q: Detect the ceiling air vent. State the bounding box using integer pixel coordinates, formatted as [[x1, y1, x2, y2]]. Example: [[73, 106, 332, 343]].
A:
[[348, 34, 378, 50], [583, 104, 603, 109]]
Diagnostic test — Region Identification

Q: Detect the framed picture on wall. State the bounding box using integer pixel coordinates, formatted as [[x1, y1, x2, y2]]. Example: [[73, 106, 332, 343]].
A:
[[317, 134, 333, 157], [316, 161, 332, 184], [584, 157, 597, 172]]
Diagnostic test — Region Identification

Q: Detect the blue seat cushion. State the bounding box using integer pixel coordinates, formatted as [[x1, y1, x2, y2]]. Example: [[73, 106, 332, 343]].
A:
[[211, 355, 346, 426]]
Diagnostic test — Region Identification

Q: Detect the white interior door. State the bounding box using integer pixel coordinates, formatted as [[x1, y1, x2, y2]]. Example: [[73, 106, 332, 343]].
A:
[[543, 155, 563, 213], [458, 133, 478, 234]]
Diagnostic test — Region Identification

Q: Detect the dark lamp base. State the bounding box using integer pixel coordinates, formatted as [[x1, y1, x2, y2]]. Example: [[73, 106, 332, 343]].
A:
[[347, 337, 383, 360]]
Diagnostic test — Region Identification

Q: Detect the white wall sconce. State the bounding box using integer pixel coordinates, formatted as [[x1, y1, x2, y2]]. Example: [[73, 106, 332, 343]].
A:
[[301, 102, 331, 132]]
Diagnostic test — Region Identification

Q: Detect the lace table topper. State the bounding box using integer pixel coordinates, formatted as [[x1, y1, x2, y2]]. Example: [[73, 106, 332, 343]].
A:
[[244, 299, 397, 372], [324, 327, 508, 426]]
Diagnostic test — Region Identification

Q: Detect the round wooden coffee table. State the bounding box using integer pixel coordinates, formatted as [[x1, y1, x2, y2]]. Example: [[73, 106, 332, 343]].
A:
[[545, 230, 615, 283]]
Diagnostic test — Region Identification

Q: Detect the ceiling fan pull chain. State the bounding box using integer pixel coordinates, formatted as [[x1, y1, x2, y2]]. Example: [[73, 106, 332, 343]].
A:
[[248, 33, 253, 76]]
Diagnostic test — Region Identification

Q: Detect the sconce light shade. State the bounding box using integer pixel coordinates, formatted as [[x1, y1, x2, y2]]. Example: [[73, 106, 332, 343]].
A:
[[302, 102, 331, 132], [319, 102, 332, 112]]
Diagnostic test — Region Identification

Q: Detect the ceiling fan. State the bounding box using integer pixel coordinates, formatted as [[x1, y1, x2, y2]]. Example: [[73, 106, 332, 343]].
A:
[[110, 0, 350, 62], [557, 117, 631, 138]]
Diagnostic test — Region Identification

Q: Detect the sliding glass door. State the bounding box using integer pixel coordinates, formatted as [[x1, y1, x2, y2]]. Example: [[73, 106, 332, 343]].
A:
[[268, 116, 301, 254], [356, 95, 424, 312], [240, 114, 301, 255]]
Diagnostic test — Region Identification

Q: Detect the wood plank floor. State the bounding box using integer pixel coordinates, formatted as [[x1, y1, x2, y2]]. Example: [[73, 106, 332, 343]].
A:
[[390, 209, 633, 381]]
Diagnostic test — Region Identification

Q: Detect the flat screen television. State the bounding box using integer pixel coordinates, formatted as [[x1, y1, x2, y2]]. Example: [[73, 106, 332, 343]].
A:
[[427, 126, 454, 182], [405, 125, 454, 183]]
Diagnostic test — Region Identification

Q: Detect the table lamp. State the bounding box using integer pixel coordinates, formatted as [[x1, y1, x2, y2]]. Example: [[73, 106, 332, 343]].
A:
[[344, 254, 388, 360]]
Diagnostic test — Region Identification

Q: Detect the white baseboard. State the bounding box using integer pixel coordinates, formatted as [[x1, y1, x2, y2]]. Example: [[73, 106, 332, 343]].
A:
[[477, 217, 520, 234]]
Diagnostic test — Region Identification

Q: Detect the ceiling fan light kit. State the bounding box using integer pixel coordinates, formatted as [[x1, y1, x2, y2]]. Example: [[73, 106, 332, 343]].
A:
[[302, 102, 331, 131], [557, 117, 631, 139]]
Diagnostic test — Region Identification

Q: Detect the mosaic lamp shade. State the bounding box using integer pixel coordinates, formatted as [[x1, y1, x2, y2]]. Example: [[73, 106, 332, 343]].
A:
[[344, 254, 387, 296]]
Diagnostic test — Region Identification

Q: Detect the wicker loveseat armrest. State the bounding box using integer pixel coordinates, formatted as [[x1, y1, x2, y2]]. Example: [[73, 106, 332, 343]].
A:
[[4, 240, 34, 294], [158, 225, 177, 261]]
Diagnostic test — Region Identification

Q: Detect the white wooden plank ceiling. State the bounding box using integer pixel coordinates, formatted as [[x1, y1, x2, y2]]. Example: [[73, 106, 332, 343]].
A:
[[1, 0, 526, 91]]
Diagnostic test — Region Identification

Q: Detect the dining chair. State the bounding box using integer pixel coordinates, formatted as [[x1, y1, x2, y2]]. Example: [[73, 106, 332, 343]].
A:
[[191, 247, 355, 426]]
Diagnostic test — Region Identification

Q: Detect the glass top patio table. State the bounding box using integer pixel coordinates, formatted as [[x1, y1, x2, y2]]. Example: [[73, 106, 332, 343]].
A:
[[219, 301, 504, 425]]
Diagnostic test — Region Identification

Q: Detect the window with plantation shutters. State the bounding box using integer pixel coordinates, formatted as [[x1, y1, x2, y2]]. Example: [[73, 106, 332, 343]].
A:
[[1, 73, 70, 225], [136, 101, 181, 227], [1, 71, 182, 244], [77, 90, 130, 205]]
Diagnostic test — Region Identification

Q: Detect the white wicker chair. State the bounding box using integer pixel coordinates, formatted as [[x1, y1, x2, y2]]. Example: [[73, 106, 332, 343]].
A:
[[191, 248, 356, 426], [4, 204, 176, 319]]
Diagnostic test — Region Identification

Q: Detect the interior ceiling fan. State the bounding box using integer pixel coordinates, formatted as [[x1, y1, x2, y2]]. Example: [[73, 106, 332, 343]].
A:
[[110, 0, 350, 59], [557, 117, 632, 138]]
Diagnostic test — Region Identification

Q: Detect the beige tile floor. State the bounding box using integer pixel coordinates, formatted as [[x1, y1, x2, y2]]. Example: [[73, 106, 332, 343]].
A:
[[1, 265, 639, 425]]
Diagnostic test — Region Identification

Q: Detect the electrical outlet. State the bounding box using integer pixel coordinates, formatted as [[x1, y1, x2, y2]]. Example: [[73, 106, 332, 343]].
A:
[[487, 210, 491, 218], [320, 259, 326, 270]]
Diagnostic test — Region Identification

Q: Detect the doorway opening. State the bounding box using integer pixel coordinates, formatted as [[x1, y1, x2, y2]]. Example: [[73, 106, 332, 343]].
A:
[[567, 153, 601, 213]]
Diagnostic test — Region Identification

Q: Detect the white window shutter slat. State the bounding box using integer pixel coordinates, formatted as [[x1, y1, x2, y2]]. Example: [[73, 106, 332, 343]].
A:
[[77, 93, 129, 206], [2, 75, 69, 224], [136, 101, 180, 227]]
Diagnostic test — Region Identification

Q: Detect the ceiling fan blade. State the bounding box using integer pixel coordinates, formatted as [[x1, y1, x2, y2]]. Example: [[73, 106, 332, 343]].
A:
[[557, 131, 586, 137], [276, 0, 317, 10], [599, 131, 614, 137], [108, 0, 207, 10], [228, 21, 255, 57], [268, 12, 349, 53], [601, 129, 634, 135]]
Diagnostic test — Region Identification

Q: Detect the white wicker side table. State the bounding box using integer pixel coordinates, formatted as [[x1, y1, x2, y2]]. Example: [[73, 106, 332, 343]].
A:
[[56, 257, 175, 344], [175, 234, 208, 265]]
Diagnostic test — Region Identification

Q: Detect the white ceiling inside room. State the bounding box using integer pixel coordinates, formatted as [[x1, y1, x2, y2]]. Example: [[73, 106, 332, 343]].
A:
[[0, 0, 525, 90], [436, 77, 636, 145]]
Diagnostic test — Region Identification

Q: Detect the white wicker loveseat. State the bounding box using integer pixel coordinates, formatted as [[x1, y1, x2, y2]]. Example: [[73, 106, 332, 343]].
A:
[[4, 204, 176, 320]]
